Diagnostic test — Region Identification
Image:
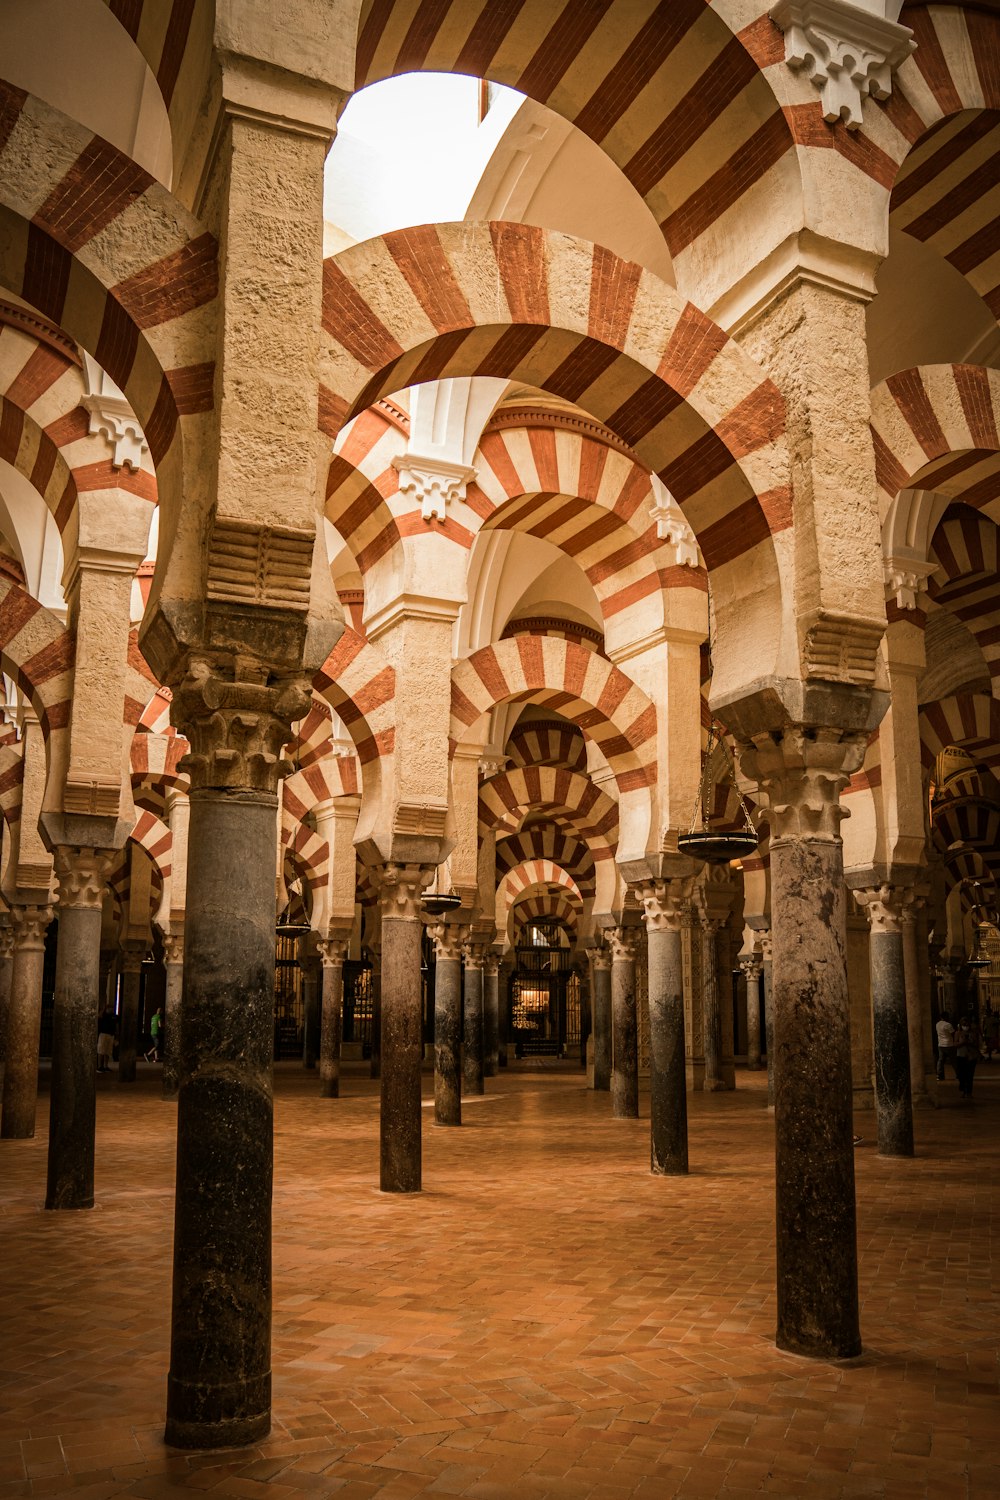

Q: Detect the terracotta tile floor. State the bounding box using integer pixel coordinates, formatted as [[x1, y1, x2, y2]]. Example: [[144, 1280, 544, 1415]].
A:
[[1, 1063, 999, 1498]]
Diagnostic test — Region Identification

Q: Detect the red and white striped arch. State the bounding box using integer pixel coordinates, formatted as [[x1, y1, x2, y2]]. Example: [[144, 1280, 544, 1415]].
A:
[[504, 717, 588, 776], [327, 405, 407, 576], [920, 692, 1000, 771], [878, 6, 1000, 318], [128, 807, 171, 885], [0, 83, 216, 540], [496, 828, 597, 897], [478, 765, 619, 853], [0, 322, 156, 541], [928, 505, 1000, 690], [453, 636, 655, 795], [498, 861, 583, 928], [0, 577, 72, 778], [352, 0, 798, 261], [100, 0, 210, 174], [511, 890, 581, 938], [0, 740, 22, 832], [312, 628, 396, 768], [283, 822, 330, 902], [321, 223, 789, 577], [871, 363, 1000, 521]]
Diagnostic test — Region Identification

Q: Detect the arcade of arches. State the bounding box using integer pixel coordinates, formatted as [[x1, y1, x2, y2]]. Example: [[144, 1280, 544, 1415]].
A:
[[0, 0, 999, 1479]]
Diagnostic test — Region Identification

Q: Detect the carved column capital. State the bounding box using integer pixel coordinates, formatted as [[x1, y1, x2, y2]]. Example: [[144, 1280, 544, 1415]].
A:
[[429, 923, 468, 963], [461, 939, 487, 970], [317, 936, 349, 967], [10, 904, 53, 949], [739, 953, 763, 982], [607, 926, 639, 963], [853, 882, 914, 936], [161, 933, 184, 967], [53, 846, 115, 912], [484, 953, 501, 979], [590, 944, 611, 973], [637, 878, 692, 933], [120, 941, 146, 973], [739, 726, 867, 843], [771, 0, 915, 131], [374, 863, 434, 921], [757, 928, 773, 964], [0, 925, 13, 961], [171, 658, 313, 794]]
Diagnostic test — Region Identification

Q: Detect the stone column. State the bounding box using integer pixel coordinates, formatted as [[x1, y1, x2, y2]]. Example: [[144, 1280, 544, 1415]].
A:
[[741, 954, 763, 1071], [0, 924, 14, 1100], [741, 728, 865, 1359], [853, 883, 914, 1157], [462, 941, 486, 1097], [608, 926, 639, 1119], [698, 914, 726, 1092], [164, 665, 312, 1450], [45, 849, 114, 1210], [577, 961, 591, 1068], [591, 945, 612, 1091], [375, 864, 432, 1192], [117, 943, 144, 1083], [760, 928, 775, 1107], [498, 958, 510, 1067], [639, 879, 690, 1174], [483, 953, 500, 1078], [1, 905, 52, 1138], [901, 901, 929, 1106], [317, 937, 347, 1099], [369, 933, 382, 1079], [161, 933, 183, 1098], [431, 925, 464, 1125]]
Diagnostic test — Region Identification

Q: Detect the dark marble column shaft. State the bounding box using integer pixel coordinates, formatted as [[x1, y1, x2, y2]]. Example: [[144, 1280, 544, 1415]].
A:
[[700, 921, 725, 1091], [463, 946, 485, 1097], [742, 728, 863, 1361], [742, 956, 763, 1070], [0, 927, 14, 1101], [377, 866, 430, 1193], [117, 947, 144, 1083], [1, 906, 52, 1139], [318, 939, 346, 1099], [609, 928, 638, 1119], [760, 930, 775, 1107], [300, 953, 320, 1068], [433, 930, 463, 1125], [369, 945, 382, 1079], [161, 937, 183, 1097], [901, 909, 929, 1104], [856, 886, 914, 1157], [591, 950, 611, 1091], [641, 881, 689, 1174], [46, 849, 113, 1210], [483, 957, 499, 1077], [165, 789, 277, 1449], [498, 964, 509, 1067]]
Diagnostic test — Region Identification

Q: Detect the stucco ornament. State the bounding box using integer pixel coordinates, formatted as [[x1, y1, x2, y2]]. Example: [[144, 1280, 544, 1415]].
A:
[[392, 453, 477, 523], [853, 881, 915, 934], [375, 863, 435, 920], [53, 847, 115, 911], [637, 878, 692, 933], [171, 659, 312, 795], [771, 0, 915, 129], [883, 556, 936, 612]]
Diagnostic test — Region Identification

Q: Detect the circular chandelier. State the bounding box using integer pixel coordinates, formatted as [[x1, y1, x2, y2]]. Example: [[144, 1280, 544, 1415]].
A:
[[677, 722, 759, 865]]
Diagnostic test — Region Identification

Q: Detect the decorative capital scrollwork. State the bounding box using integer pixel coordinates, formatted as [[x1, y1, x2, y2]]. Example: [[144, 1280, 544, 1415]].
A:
[[171, 657, 312, 794], [54, 846, 115, 912], [757, 928, 773, 965], [317, 937, 349, 968], [738, 726, 866, 844], [374, 863, 434, 921], [429, 923, 467, 963], [739, 953, 763, 982], [590, 944, 611, 973], [0, 925, 14, 960], [10, 904, 53, 949], [461, 940, 487, 970], [607, 926, 639, 963], [637, 877, 691, 933], [161, 933, 184, 966], [853, 882, 912, 936]]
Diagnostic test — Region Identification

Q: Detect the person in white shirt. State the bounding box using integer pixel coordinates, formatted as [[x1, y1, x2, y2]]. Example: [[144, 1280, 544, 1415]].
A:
[[935, 1012, 955, 1081]]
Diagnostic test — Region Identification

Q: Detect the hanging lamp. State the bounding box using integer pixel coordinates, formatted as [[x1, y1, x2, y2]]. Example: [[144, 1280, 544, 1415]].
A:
[[967, 922, 993, 969], [420, 863, 461, 917], [677, 721, 759, 865]]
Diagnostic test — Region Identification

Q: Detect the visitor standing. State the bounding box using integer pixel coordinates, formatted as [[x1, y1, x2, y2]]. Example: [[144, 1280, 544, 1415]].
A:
[[953, 1011, 981, 1101], [96, 1005, 116, 1072], [935, 1011, 955, 1080]]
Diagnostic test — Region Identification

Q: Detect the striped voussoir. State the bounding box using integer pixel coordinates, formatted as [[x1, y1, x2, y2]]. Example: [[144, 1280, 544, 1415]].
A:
[[136, 686, 173, 736], [320, 222, 788, 575], [928, 505, 1000, 688], [123, 630, 161, 729], [452, 636, 656, 794], [353, 0, 793, 259], [0, 577, 73, 750], [476, 420, 706, 624], [512, 890, 580, 934], [130, 729, 189, 810], [478, 765, 620, 854], [498, 862, 584, 927], [919, 692, 1000, 771], [281, 758, 361, 846], [327, 407, 407, 575], [871, 363, 1000, 518], [879, 7, 1000, 316], [0, 740, 24, 831], [495, 829, 596, 898], [0, 81, 216, 482], [312, 628, 395, 766], [505, 718, 588, 775], [933, 795, 1000, 862], [100, 0, 203, 157], [284, 822, 330, 898], [128, 807, 172, 886], [0, 322, 156, 537]]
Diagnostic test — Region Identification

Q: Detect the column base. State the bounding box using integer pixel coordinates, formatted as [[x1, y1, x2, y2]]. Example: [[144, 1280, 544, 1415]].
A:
[[165, 1372, 271, 1450], [44, 1192, 94, 1212], [776, 1329, 862, 1360], [702, 1077, 727, 1092]]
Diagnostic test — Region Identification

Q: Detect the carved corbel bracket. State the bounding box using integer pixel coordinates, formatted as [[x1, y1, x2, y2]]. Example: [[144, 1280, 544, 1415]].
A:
[[771, 0, 915, 131], [392, 453, 477, 524]]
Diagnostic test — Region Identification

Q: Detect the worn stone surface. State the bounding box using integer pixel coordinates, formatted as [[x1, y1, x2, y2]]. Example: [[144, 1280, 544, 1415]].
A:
[[871, 928, 915, 1156], [301, 959, 320, 1069], [376, 864, 431, 1194], [701, 925, 726, 1092], [483, 958, 499, 1078], [117, 952, 143, 1085], [647, 926, 688, 1174], [0, 909, 52, 1140], [317, 941, 346, 1100], [742, 956, 763, 1070], [0, 934, 13, 1102], [161, 940, 183, 1098], [165, 790, 276, 1450], [591, 952, 611, 1093], [433, 951, 462, 1127], [609, 931, 638, 1120], [771, 834, 861, 1359]]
